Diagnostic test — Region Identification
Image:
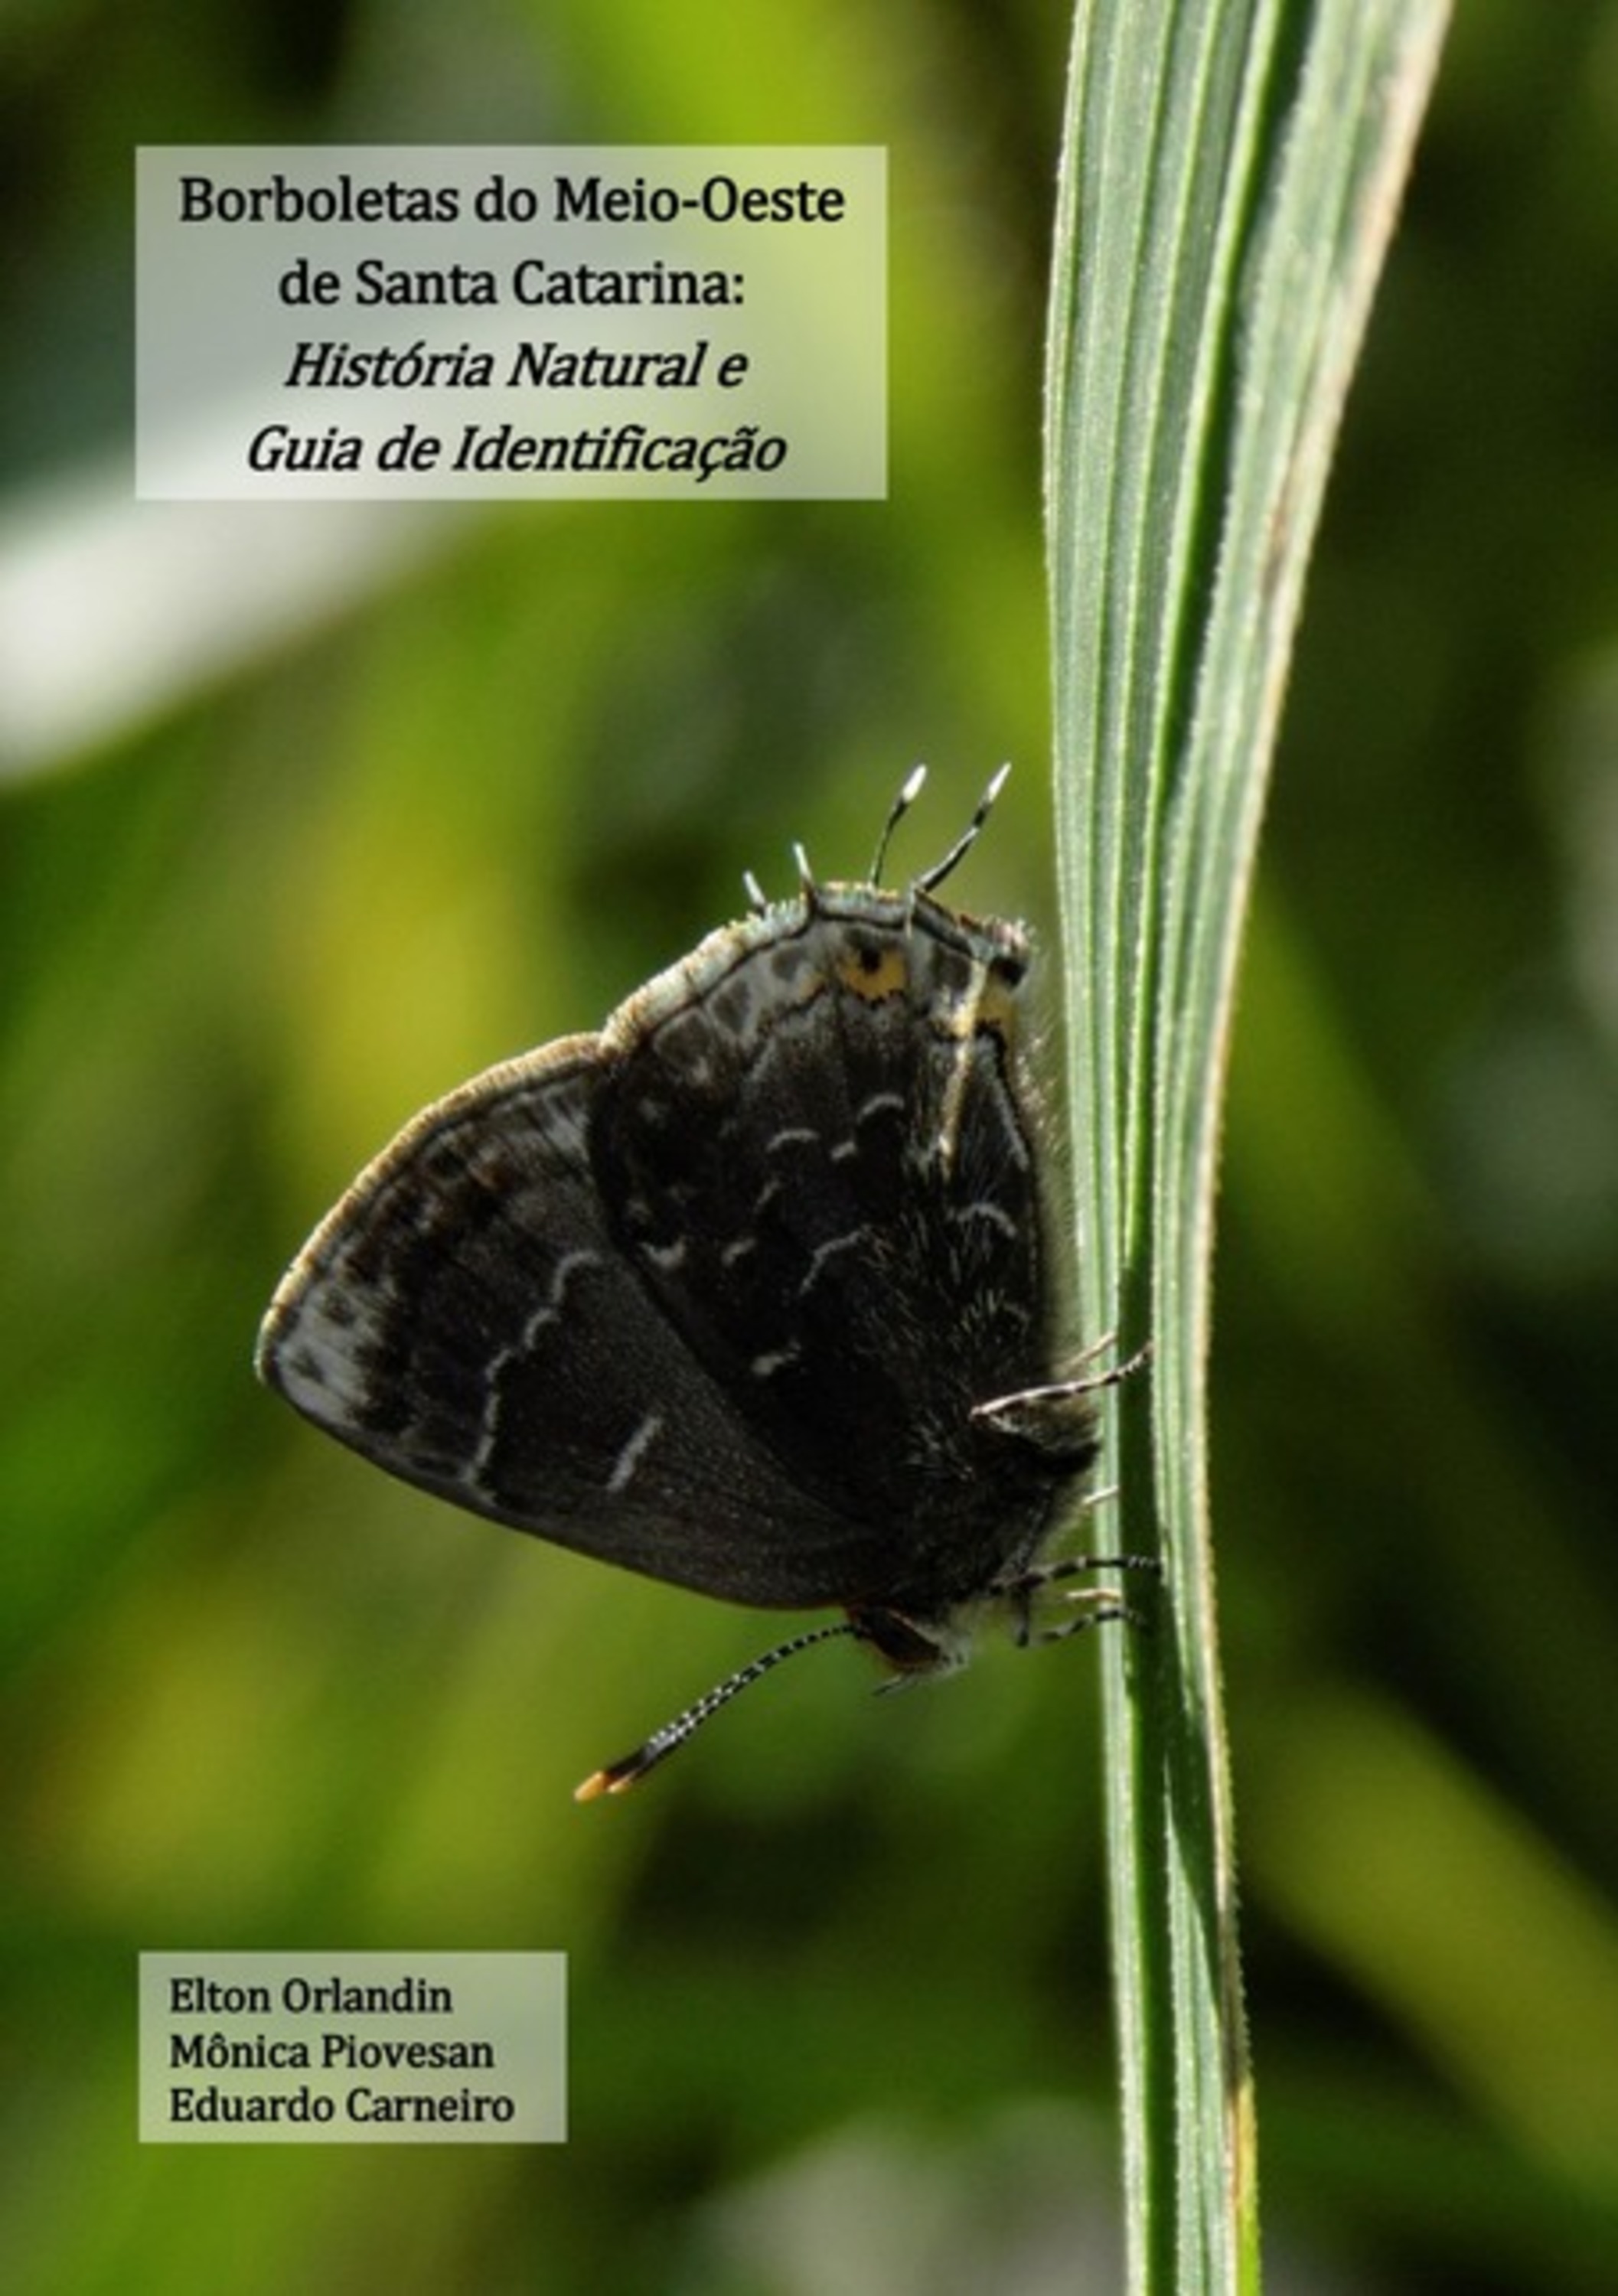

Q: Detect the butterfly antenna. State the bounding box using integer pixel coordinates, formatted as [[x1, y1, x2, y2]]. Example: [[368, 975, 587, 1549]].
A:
[[869, 762, 930, 885], [915, 762, 1012, 895], [573, 1620, 857, 1800]]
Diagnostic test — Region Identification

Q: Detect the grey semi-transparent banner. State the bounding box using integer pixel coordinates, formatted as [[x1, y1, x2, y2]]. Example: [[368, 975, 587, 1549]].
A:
[[139, 1952, 566, 2143], [135, 145, 886, 501]]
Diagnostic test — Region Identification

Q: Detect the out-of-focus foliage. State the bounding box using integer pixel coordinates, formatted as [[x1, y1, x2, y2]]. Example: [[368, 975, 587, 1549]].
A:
[[1, 4, 1615, 2292]]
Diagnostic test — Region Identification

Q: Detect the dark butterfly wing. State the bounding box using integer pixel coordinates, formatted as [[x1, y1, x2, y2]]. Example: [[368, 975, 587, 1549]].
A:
[[593, 886, 1071, 1600], [257, 1041, 886, 1607]]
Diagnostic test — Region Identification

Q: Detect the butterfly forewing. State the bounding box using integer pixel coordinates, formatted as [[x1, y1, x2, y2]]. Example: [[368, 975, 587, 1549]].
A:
[[596, 888, 1055, 1562]]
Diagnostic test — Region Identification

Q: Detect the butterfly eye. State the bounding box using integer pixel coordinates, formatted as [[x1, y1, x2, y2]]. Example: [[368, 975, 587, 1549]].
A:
[[834, 938, 907, 1002]]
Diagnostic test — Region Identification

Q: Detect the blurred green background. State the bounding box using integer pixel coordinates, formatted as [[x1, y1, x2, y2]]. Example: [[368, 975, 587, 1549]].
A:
[[3, 2, 1617, 2291]]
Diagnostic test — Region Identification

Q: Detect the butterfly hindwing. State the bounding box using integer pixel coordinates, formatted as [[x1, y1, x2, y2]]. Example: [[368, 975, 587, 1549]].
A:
[[257, 1042, 891, 1606]]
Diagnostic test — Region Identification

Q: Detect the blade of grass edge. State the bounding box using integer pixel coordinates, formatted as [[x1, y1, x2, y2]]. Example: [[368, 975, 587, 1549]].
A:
[[1043, 5, 1451, 2291]]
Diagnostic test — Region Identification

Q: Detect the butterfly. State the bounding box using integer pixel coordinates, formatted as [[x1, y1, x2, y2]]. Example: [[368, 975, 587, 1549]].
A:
[[256, 766, 1153, 1795]]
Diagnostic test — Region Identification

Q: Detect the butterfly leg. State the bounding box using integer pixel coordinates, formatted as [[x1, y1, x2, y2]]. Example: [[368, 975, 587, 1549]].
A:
[[976, 1332, 1153, 1417], [997, 1549, 1163, 1647], [970, 1335, 1152, 1459]]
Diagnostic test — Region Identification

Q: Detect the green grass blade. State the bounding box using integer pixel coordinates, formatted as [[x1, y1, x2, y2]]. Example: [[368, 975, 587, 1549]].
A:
[[1043, 4, 1451, 2288]]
